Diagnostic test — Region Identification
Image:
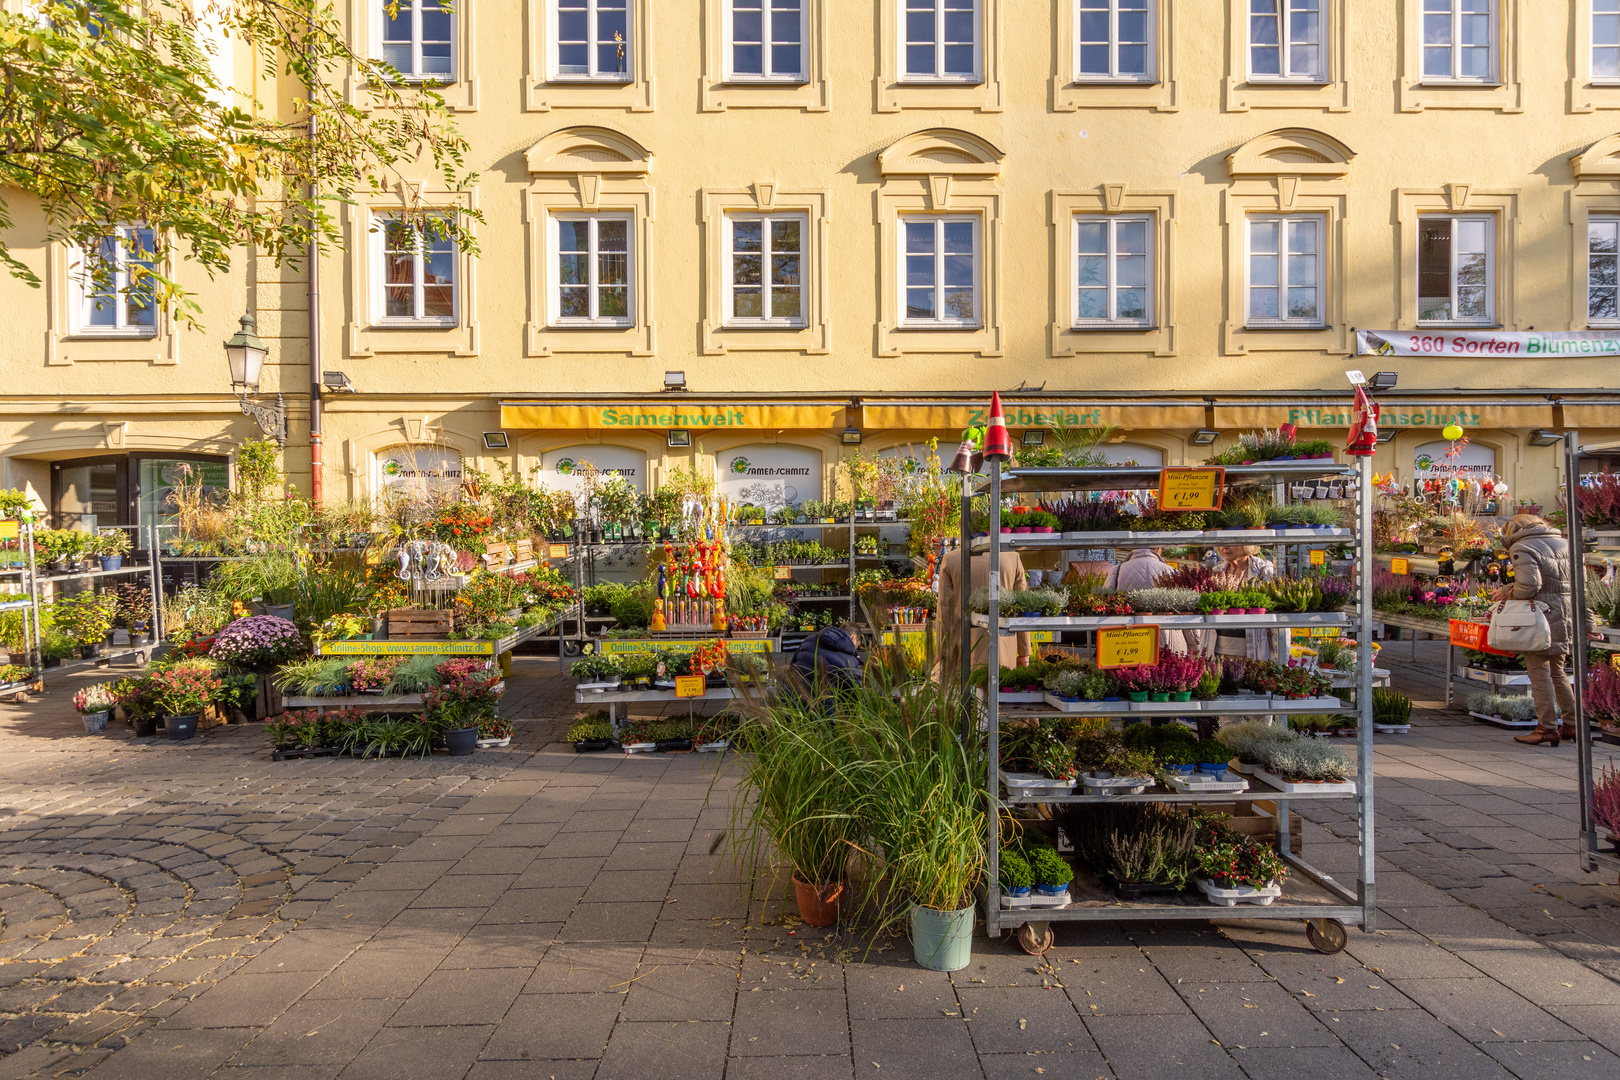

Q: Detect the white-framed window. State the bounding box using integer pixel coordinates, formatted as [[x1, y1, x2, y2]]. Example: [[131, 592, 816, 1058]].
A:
[[1074, 215, 1152, 327], [1246, 215, 1323, 328], [1597, 0, 1620, 82], [901, 216, 979, 327], [1417, 215, 1493, 325], [1590, 217, 1620, 325], [724, 214, 805, 326], [73, 225, 158, 336], [1249, 0, 1324, 80], [902, 0, 980, 82], [1421, 0, 1495, 82], [552, 0, 631, 80], [1077, 0, 1153, 82], [726, 0, 805, 81], [379, 0, 454, 80], [551, 214, 633, 326], [371, 215, 457, 326]]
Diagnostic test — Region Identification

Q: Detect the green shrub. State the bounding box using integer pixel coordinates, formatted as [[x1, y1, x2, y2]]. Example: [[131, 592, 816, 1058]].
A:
[[1028, 847, 1074, 888], [998, 849, 1033, 890]]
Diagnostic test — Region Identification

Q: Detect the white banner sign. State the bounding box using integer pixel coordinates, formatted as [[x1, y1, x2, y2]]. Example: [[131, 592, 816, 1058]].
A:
[[1357, 329, 1620, 358]]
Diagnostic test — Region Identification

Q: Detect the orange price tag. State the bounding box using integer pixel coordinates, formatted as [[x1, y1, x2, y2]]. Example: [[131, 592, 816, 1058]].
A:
[[1309, 549, 1326, 566], [1096, 624, 1160, 669], [774, 566, 792, 580], [674, 675, 705, 698], [1390, 557, 1410, 575], [1157, 467, 1225, 512], [548, 543, 570, 559], [0, 522, 17, 540], [1611, 652, 1620, 673]]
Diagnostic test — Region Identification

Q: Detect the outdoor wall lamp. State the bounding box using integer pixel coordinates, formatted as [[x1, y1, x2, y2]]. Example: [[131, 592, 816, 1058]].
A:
[[1190, 428, 1220, 445], [841, 425, 863, 445], [664, 371, 687, 391], [1528, 429, 1562, 447], [668, 430, 691, 447], [1021, 429, 1045, 446], [322, 370, 356, 392], [483, 432, 510, 449], [224, 312, 286, 445], [1368, 371, 1399, 392]]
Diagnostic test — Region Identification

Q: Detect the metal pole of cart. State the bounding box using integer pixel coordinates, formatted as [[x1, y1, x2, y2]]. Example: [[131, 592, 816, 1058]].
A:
[[1565, 432, 1597, 872], [25, 521, 41, 679], [958, 473, 973, 739], [984, 461, 1002, 935], [1356, 451, 1377, 927]]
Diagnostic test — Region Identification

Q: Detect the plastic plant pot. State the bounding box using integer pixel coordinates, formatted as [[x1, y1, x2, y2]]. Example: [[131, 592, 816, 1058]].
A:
[[1166, 763, 1195, 775], [1126, 691, 1149, 703], [910, 903, 975, 972], [1197, 762, 1227, 775], [100, 556, 122, 571], [1170, 691, 1192, 702], [1149, 693, 1171, 703], [444, 727, 478, 756], [163, 714, 198, 741], [81, 710, 109, 734]]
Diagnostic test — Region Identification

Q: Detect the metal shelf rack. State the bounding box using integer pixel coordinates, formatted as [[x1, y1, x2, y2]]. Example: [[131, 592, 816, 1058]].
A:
[[971, 458, 1376, 953]]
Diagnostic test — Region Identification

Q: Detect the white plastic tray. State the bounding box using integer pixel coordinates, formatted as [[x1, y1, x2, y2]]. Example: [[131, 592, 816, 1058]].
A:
[[1251, 767, 1357, 796], [1081, 774, 1149, 796], [1196, 877, 1282, 906], [1164, 771, 1250, 794]]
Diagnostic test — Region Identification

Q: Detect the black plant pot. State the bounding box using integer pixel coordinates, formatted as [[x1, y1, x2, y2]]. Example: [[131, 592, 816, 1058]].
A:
[[164, 714, 198, 741], [444, 726, 478, 756], [42, 656, 61, 669], [132, 714, 158, 737], [80, 644, 101, 660]]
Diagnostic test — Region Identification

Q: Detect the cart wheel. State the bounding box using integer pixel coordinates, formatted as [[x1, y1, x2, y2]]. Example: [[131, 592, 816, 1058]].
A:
[[1016, 921, 1054, 956], [8, 692, 25, 704], [561, 640, 583, 658], [1305, 919, 1348, 955]]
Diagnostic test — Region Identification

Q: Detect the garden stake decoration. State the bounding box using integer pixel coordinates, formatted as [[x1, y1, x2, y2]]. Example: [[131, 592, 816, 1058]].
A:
[[982, 392, 1012, 463]]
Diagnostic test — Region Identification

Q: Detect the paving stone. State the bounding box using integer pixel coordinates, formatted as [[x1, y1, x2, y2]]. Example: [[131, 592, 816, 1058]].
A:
[[166, 971, 325, 1029], [466, 1060, 599, 1080], [1326, 1007, 1520, 1080], [1086, 1014, 1247, 1079], [523, 942, 645, 994], [622, 949, 738, 1021], [80, 1025, 250, 1080], [229, 998, 400, 1067], [597, 1021, 730, 1080], [480, 887, 586, 925], [388, 967, 528, 1027], [1482, 1038, 1620, 1080], [724, 1055, 855, 1080], [1063, 956, 1191, 1016], [409, 874, 519, 909], [335, 1023, 495, 1080], [847, 966, 958, 1020], [558, 902, 664, 942], [478, 993, 622, 1060], [978, 1050, 1113, 1080], [1395, 976, 1583, 1042], [732, 989, 850, 1056], [443, 923, 559, 969], [850, 1017, 982, 1080], [1230, 1044, 1381, 1080], [1173, 980, 1337, 1048]]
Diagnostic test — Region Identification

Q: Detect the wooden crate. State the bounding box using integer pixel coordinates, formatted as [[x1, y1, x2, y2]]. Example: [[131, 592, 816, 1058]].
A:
[[511, 539, 533, 563], [387, 608, 456, 639], [481, 542, 510, 569], [1219, 800, 1303, 856]]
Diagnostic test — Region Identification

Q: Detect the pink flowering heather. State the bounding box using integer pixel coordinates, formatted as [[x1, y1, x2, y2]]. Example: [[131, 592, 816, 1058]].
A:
[[209, 615, 303, 668]]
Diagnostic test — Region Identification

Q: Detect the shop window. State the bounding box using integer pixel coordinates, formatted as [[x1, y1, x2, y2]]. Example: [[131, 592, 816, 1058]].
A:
[[1077, 0, 1153, 82], [1248, 0, 1323, 81], [725, 214, 806, 327], [550, 213, 633, 326], [379, 0, 455, 80], [727, 0, 805, 80], [1073, 214, 1152, 328], [371, 214, 458, 327], [71, 225, 157, 337], [876, 0, 1001, 111], [1421, 0, 1495, 82], [902, 0, 980, 82], [716, 444, 823, 510], [1589, 216, 1619, 326], [375, 445, 465, 496], [900, 216, 979, 327], [1417, 215, 1494, 326], [137, 458, 230, 540], [539, 446, 648, 493], [1245, 215, 1323, 328]]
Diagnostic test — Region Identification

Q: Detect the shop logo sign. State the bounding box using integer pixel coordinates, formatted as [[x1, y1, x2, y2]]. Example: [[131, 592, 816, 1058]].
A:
[[556, 458, 577, 475], [730, 457, 750, 474], [382, 460, 402, 477]]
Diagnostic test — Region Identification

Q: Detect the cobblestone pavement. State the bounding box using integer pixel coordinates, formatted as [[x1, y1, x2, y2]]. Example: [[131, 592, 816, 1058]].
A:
[[0, 649, 1614, 1080]]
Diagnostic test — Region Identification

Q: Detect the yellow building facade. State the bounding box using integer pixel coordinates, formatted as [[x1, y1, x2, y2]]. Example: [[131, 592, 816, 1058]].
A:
[[7, 1, 1620, 528]]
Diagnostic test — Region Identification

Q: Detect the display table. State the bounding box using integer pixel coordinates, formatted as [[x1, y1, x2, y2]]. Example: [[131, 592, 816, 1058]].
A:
[[574, 684, 739, 726]]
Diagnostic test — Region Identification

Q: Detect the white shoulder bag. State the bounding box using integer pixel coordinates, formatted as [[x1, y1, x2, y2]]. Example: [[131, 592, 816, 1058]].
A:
[[1486, 599, 1552, 653]]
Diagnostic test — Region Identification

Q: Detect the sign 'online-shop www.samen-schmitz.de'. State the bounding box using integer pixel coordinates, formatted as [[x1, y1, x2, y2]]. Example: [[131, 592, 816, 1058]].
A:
[[1356, 329, 1620, 357]]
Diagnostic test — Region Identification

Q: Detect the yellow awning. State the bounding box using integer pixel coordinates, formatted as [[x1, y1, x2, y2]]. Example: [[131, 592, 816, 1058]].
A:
[[861, 402, 1205, 431], [1213, 403, 1554, 430], [500, 401, 846, 431], [1563, 405, 1620, 428]]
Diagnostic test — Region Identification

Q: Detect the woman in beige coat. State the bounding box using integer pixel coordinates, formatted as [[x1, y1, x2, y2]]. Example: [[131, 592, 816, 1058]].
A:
[[1496, 514, 1590, 747]]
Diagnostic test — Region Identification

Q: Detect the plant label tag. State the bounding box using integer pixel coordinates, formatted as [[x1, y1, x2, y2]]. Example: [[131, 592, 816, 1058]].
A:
[[1390, 557, 1410, 575], [1157, 468, 1225, 511], [1096, 624, 1160, 669], [774, 566, 791, 580], [1612, 652, 1620, 673], [1309, 549, 1326, 566], [674, 675, 705, 698]]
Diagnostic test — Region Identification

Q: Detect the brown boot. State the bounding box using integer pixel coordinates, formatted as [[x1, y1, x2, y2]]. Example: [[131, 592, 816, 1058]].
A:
[[1514, 728, 1561, 747], [1559, 722, 1577, 742]]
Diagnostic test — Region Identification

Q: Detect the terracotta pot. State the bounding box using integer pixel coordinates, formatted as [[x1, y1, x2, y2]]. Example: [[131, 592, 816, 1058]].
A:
[[792, 875, 844, 927]]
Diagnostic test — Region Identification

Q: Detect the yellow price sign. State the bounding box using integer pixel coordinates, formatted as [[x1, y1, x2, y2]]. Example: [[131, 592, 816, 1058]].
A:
[[674, 674, 706, 698], [548, 543, 570, 559], [774, 565, 792, 580], [1157, 467, 1225, 512], [1096, 624, 1161, 669], [1309, 549, 1326, 566], [1390, 557, 1410, 576], [0, 522, 17, 540], [1611, 652, 1620, 673]]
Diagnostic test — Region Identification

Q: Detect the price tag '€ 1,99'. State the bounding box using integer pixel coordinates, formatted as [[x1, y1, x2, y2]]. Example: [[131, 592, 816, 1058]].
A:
[[674, 675, 706, 698], [1309, 549, 1326, 566], [1390, 557, 1410, 576], [1157, 468, 1225, 512], [1096, 624, 1161, 669]]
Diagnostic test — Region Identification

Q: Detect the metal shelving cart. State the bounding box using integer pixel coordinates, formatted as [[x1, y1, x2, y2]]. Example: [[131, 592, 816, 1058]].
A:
[[972, 459, 1376, 955], [1565, 434, 1620, 884]]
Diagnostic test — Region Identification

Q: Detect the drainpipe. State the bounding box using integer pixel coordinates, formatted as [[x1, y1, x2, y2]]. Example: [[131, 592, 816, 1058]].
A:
[[307, 92, 323, 508]]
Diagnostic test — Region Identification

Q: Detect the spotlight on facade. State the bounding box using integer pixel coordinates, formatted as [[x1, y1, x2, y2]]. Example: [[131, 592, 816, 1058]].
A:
[[1528, 429, 1562, 446], [668, 429, 691, 447], [1021, 429, 1045, 446], [321, 370, 355, 392], [1190, 428, 1220, 445], [482, 432, 509, 449], [1368, 371, 1399, 392], [664, 371, 687, 391], [841, 426, 863, 445], [1377, 429, 1397, 443]]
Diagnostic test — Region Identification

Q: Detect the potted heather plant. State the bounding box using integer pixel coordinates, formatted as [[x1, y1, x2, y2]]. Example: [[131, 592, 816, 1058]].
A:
[[74, 682, 116, 734], [1592, 762, 1620, 853], [209, 615, 304, 673], [1156, 655, 1206, 703], [1112, 664, 1154, 704]]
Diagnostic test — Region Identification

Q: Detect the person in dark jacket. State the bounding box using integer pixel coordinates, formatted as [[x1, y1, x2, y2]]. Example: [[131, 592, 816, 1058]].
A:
[[790, 624, 863, 701], [1496, 514, 1592, 746]]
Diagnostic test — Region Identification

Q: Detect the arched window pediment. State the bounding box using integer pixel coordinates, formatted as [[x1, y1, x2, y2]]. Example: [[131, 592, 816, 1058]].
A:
[[525, 127, 652, 176], [1227, 128, 1355, 179], [878, 128, 1004, 179]]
